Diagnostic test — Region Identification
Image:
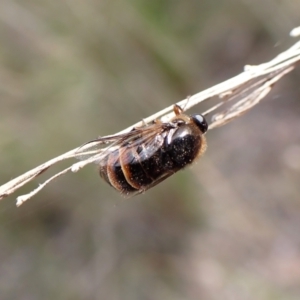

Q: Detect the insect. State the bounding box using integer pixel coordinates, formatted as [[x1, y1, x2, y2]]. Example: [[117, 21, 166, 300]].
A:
[[82, 105, 208, 195]]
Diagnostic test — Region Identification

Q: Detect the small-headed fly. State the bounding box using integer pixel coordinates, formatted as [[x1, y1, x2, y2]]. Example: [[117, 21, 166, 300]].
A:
[[81, 105, 208, 195]]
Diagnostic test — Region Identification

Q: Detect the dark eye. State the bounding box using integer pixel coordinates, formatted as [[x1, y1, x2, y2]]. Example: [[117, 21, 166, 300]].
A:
[[191, 114, 208, 133]]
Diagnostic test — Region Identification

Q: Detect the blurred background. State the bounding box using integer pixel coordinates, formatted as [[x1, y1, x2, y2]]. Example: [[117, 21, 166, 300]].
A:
[[0, 0, 300, 299]]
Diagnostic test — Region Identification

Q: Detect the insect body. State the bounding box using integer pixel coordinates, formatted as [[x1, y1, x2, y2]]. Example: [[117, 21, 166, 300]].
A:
[[84, 105, 208, 195]]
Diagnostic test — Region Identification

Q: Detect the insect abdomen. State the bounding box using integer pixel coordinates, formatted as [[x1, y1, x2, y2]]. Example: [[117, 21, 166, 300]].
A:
[[99, 124, 204, 195]]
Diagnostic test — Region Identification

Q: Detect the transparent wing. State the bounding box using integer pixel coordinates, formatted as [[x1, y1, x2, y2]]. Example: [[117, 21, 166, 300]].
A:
[[76, 122, 174, 165]]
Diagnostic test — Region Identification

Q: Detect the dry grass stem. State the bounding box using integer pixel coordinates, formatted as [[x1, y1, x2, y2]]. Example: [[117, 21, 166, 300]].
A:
[[1, 27, 300, 206]]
